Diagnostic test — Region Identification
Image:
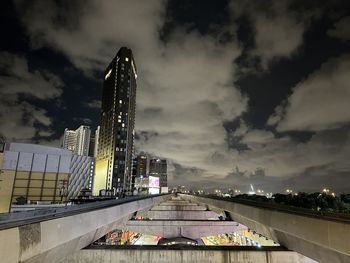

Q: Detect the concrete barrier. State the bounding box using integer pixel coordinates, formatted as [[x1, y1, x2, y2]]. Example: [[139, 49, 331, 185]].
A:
[[0, 195, 171, 263], [125, 220, 247, 239], [179, 194, 350, 263], [63, 246, 317, 263]]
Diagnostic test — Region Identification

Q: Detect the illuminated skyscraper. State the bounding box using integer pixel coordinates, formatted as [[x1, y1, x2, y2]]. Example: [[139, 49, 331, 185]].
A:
[[94, 47, 137, 195]]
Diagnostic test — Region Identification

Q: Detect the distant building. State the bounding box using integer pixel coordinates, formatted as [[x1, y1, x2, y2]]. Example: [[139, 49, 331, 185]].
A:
[[88, 136, 95, 157], [62, 128, 76, 152], [136, 153, 148, 177], [149, 158, 167, 192], [62, 125, 91, 156], [75, 125, 91, 156], [94, 126, 100, 158], [94, 47, 138, 196], [0, 143, 94, 213]]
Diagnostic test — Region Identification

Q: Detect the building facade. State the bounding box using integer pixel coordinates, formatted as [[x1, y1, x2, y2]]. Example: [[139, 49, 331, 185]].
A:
[[0, 143, 95, 213], [0, 143, 71, 213], [94, 126, 100, 158], [62, 129, 76, 152], [149, 158, 167, 190], [94, 47, 138, 196], [67, 155, 94, 199], [62, 125, 91, 156], [136, 153, 147, 178]]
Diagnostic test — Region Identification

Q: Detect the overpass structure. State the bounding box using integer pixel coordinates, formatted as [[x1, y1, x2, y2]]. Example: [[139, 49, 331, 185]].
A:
[[179, 194, 350, 263], [1, 193, 348, 263], [125, 196, 247, 240], [64, 196, 315, 263], [0, 194, 171, 263]]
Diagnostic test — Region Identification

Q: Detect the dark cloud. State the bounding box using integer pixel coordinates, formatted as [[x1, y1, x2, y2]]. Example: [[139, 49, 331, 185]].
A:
[[269, 54, 350, 131], [0, 52, 63, 142], [328, 16, 350, 41], [0, 0, 349, 192]]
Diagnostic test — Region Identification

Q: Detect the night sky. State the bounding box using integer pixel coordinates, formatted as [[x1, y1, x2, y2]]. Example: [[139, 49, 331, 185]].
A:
[[1, 0, 350, 193]]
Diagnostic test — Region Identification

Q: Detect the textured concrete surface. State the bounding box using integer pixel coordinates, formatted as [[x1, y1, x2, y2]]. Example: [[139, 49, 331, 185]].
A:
[[63, 248, 317, 263], [151, 205, 207, 211], [126, 220, 247, 239], [179, 194, 350, 263], [146, 210, 220, 220], [0, 195, 171, 263]]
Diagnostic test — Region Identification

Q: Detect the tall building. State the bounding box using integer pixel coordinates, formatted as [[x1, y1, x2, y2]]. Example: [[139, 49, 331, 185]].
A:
[[149, 158, 167, 190], [94, 47, 138, 196], [62, 129, 76, 152], [136, 153, 148, 178], [62, 125, 91, 156], [75, 125, 91, 156]]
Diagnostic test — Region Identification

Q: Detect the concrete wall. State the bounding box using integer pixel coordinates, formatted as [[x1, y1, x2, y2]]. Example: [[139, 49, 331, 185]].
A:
[[0, 195, 171, 263], [125, 220, 247, 239], [63, 248, 317, 263], [146, 210, 220, 220], [179, 194, 350, 263]]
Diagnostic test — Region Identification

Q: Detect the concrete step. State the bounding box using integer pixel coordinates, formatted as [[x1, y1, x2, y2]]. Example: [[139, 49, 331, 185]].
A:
[[146, 210, 220, 220], [151, 205, 207, 211], [125, 220, 247, 239]]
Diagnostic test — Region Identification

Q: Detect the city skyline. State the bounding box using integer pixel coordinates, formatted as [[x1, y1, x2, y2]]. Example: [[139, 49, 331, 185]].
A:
[[1, 1, 350, 193]]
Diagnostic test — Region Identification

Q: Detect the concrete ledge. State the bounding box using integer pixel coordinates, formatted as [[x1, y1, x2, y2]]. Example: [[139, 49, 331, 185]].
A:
[[146, 210, 219, 220], [151, 205, 207, 211], [125, 220, 247, 239], [0, 194, 172, 263], [63, 246, 316, 263], [179, 194, 350, 263]]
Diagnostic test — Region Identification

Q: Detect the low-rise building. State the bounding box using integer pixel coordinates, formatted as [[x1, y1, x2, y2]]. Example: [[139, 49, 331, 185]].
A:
[[0, 143, 94, 213]]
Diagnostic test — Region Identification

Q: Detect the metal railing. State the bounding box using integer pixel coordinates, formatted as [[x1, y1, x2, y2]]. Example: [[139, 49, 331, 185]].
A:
[[182, 194, 350, 224], [0, 194, 171, 230]]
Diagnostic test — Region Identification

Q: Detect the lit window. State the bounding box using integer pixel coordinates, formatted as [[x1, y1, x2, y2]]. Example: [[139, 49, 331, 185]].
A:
[[122, 123, 125, 127], [125, 57, 129, 62], [119, 100, 122, 104]]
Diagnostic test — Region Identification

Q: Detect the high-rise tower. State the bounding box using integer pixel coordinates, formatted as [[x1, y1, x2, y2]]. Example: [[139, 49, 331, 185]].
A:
[[149, 158, 167, 188], [62, 125, 91, 156], [94, 47, 137, 196]]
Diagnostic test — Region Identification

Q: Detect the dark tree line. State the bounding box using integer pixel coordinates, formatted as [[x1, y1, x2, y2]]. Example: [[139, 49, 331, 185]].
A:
[[233, 193, 350, 213]]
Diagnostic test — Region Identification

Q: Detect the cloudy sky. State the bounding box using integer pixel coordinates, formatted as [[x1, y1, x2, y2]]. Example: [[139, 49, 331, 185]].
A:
[[1, 0, 350, 193]]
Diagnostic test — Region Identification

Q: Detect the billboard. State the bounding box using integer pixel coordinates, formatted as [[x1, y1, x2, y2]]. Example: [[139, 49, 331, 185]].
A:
[[149, 188, 160, 195], [148, 176, 160, 188]]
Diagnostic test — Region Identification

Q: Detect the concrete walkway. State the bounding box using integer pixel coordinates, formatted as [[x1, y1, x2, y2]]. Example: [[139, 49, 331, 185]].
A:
[[126, 196, 247, 240]]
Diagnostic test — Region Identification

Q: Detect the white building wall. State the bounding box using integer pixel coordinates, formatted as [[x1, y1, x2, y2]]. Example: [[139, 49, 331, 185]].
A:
[[68, 155, 94, 199], [3, 143, 72, 173], [75, 126, 91, 156]]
